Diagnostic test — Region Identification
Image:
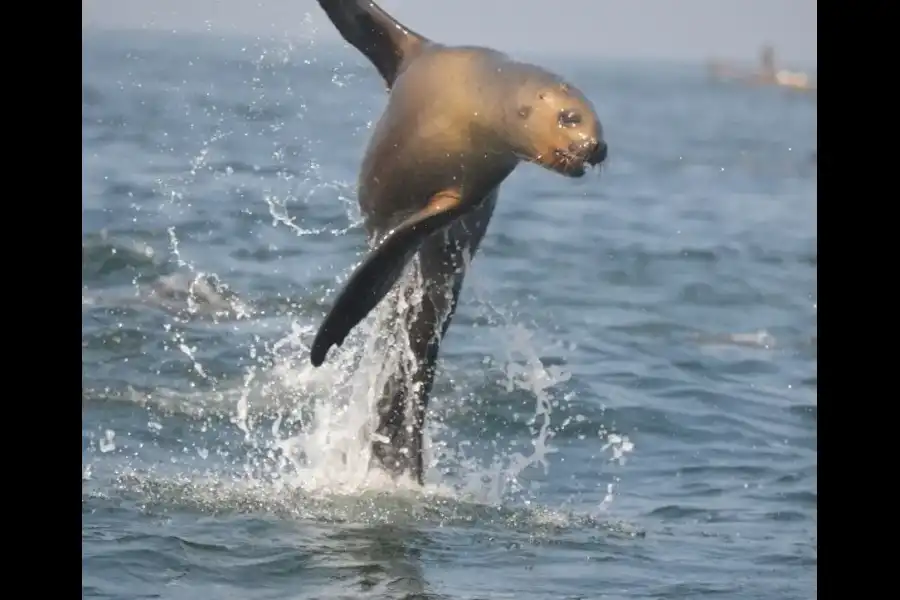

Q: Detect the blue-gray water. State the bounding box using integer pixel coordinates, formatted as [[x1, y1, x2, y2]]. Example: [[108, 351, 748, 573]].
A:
[[82, 29, 817, 600]]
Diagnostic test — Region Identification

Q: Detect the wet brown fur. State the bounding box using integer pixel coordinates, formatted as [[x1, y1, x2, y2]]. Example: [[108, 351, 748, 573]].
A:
[[313, 1, 607, 484]]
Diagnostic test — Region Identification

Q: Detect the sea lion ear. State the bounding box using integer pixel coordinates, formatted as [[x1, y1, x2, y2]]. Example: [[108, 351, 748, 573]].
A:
[[316, 0, 429, 88], [517, 105, 533, 119]]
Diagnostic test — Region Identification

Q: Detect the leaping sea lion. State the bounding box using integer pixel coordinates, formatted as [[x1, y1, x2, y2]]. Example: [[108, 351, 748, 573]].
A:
[[310, 0, 608, 485]]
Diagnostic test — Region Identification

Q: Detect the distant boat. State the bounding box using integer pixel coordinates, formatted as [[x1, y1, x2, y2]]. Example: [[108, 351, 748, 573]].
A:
[[708, 45, 816, 93]]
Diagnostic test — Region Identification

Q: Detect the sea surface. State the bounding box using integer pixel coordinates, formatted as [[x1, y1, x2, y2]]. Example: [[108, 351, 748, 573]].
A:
[[82, 28, 817, 600]]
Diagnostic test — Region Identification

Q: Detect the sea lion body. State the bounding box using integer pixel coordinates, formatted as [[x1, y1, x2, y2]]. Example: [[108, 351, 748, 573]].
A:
[[312, 1, 608, 484], [358, 47, 519, 231]]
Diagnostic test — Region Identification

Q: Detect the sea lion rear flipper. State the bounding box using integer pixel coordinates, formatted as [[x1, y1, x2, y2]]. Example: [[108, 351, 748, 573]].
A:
[[316, 0, 429, 88], [310, 194, 464, 366]]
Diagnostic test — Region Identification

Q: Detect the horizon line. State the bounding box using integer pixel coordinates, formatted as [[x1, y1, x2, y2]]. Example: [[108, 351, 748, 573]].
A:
[[82, 24, 817, 69]]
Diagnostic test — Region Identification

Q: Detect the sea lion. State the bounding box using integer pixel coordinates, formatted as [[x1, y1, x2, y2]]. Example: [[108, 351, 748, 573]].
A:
[[311, 0, 608, 485]]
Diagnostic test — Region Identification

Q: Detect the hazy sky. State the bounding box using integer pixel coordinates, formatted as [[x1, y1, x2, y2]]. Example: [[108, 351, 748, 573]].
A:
[[83, 0, 816, 64]]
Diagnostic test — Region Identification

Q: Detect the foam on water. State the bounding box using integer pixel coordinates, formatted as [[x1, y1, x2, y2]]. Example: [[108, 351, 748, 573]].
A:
[[91, 199, 635, 523], [156, 241, 633, 505]]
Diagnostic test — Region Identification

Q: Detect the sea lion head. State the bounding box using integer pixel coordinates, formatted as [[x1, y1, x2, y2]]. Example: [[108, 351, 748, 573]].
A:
[[503, 65, 607, 177]]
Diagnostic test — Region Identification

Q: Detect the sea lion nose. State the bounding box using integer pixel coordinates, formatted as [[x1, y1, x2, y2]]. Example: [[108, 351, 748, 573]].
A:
[[588, 140, 607, 165], [573, 139, 607, 166]]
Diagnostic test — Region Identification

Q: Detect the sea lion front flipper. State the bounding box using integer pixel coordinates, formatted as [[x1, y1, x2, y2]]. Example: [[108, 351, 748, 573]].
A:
[[310, 194, 464, 367], [316, 0, 429, 88]]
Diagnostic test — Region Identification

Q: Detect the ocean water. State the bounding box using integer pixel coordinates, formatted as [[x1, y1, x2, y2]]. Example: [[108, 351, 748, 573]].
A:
[[82, 28, 817, 600]]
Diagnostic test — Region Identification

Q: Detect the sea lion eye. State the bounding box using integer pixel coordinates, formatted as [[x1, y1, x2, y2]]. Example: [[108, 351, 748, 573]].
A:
[[558, 110, 582, 127]]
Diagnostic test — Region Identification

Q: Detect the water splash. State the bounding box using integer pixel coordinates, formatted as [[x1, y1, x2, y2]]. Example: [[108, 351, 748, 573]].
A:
[[85, 41, 635, 525]]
